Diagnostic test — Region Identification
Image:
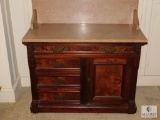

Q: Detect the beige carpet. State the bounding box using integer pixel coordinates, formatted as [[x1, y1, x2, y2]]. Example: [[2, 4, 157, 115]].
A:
[[0, 87, 160, 120]]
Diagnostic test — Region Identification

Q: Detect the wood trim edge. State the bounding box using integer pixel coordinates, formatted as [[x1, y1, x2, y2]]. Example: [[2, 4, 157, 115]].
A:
[[31, 9, 38, 29], [133, 9, 140, 30]]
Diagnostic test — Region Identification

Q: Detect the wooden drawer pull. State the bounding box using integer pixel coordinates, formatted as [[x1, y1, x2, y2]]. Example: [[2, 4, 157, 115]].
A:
[[49, 61, 65, 68], [102, 47, 118, 53], [53, 95, 66, 100], [50, 79, 65, 85]]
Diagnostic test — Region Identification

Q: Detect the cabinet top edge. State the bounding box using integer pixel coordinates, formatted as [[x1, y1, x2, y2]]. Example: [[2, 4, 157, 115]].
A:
[[23, 24, 147, 44]]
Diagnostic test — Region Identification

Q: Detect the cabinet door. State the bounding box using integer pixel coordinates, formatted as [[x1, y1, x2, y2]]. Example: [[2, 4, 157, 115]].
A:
[[87, 58, 132, 105]]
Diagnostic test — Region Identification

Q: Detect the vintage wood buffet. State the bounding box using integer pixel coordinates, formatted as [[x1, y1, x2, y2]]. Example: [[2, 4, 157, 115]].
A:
[[22, 0, 147, 113]]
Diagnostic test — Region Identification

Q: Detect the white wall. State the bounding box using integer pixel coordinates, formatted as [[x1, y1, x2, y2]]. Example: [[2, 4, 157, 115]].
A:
[[0, 2, 12, 90], [137, 0, 160, 86], [9, 0, 32, 86], [0, 0, 21, 102], [145, 0, 160, 75]]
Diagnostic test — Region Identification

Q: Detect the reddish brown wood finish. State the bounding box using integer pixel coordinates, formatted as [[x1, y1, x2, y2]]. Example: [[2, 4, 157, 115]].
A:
[[37, 76, 80, 85], [35, 58, 80, 68], [38, 92, 80, 101], [24, 43, 145, 114], [34, 44, 134, 54], [37, 87, 80, 92]]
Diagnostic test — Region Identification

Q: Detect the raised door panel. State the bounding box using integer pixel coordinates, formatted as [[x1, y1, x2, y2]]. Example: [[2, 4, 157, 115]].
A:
[[88, 58, 132, 105], [95, 64, 122, 96]]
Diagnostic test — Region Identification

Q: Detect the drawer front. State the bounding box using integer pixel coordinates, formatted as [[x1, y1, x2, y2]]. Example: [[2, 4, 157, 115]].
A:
[[94, 58, 127, 63], [38, 92, 80, 101], [35, 58, 80, 68], [38, 87, 80, 92], [37, 76, 80, 85], [34, 44, 134, 54]]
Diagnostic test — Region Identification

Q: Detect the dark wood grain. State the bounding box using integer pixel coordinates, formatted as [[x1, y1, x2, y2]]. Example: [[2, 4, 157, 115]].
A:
[[93, 58, 126, 97], [95, 64, 123, 96], [34, 44, 134, 54], [38, 92, 80, 101], [37, 87, 80, 92], [37, 76, 80, 85], [35, 58, 80, 68], [24, 43, 145, 114]]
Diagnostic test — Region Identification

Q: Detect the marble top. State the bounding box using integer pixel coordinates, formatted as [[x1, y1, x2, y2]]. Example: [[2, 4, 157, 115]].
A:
[[23, 24, 147, 43], [32, 0, 138, 24]]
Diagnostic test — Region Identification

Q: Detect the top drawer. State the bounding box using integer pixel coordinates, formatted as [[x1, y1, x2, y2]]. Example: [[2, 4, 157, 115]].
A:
[[34, 44, 134, 54]]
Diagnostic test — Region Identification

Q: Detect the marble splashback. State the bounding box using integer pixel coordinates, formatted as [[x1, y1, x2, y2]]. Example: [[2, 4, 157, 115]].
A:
[[32, 0, 138, 24]]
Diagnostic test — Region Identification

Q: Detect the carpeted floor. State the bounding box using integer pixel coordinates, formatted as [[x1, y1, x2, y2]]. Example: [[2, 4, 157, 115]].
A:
[[0, 87, 160, 120]]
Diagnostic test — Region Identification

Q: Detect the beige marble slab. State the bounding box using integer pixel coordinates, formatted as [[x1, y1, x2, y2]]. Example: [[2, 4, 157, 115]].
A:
[[23, 24, 147, 43], [32, 0, 138, 24]]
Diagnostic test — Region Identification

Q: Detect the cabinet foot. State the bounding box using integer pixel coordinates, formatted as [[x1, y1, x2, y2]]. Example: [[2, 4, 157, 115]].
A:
[[30, 106, 38, 114], [30, 102, 38, 114], [128, 101, 137, 114]]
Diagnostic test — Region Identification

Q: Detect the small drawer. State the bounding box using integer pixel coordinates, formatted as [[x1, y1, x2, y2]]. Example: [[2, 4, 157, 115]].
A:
[[35, 58, 80, 68], [34, 45, 134, 54], [37, 76, 80, 85], [34, 45, 66, 53], [37, 87, 80, 92], [38, 92, 80, 101]]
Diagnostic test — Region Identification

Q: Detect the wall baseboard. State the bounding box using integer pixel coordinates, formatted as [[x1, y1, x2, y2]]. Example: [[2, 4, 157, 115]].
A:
[[13, 76, 22, 101], [0, 76, 21, 102], [20, 73, 30, 87], [137, 75, 160, 86]]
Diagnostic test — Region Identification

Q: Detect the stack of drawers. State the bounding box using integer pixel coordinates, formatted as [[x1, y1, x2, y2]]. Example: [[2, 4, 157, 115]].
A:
[[29, 45, 83, 106], [36, 58, 81, 103]]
